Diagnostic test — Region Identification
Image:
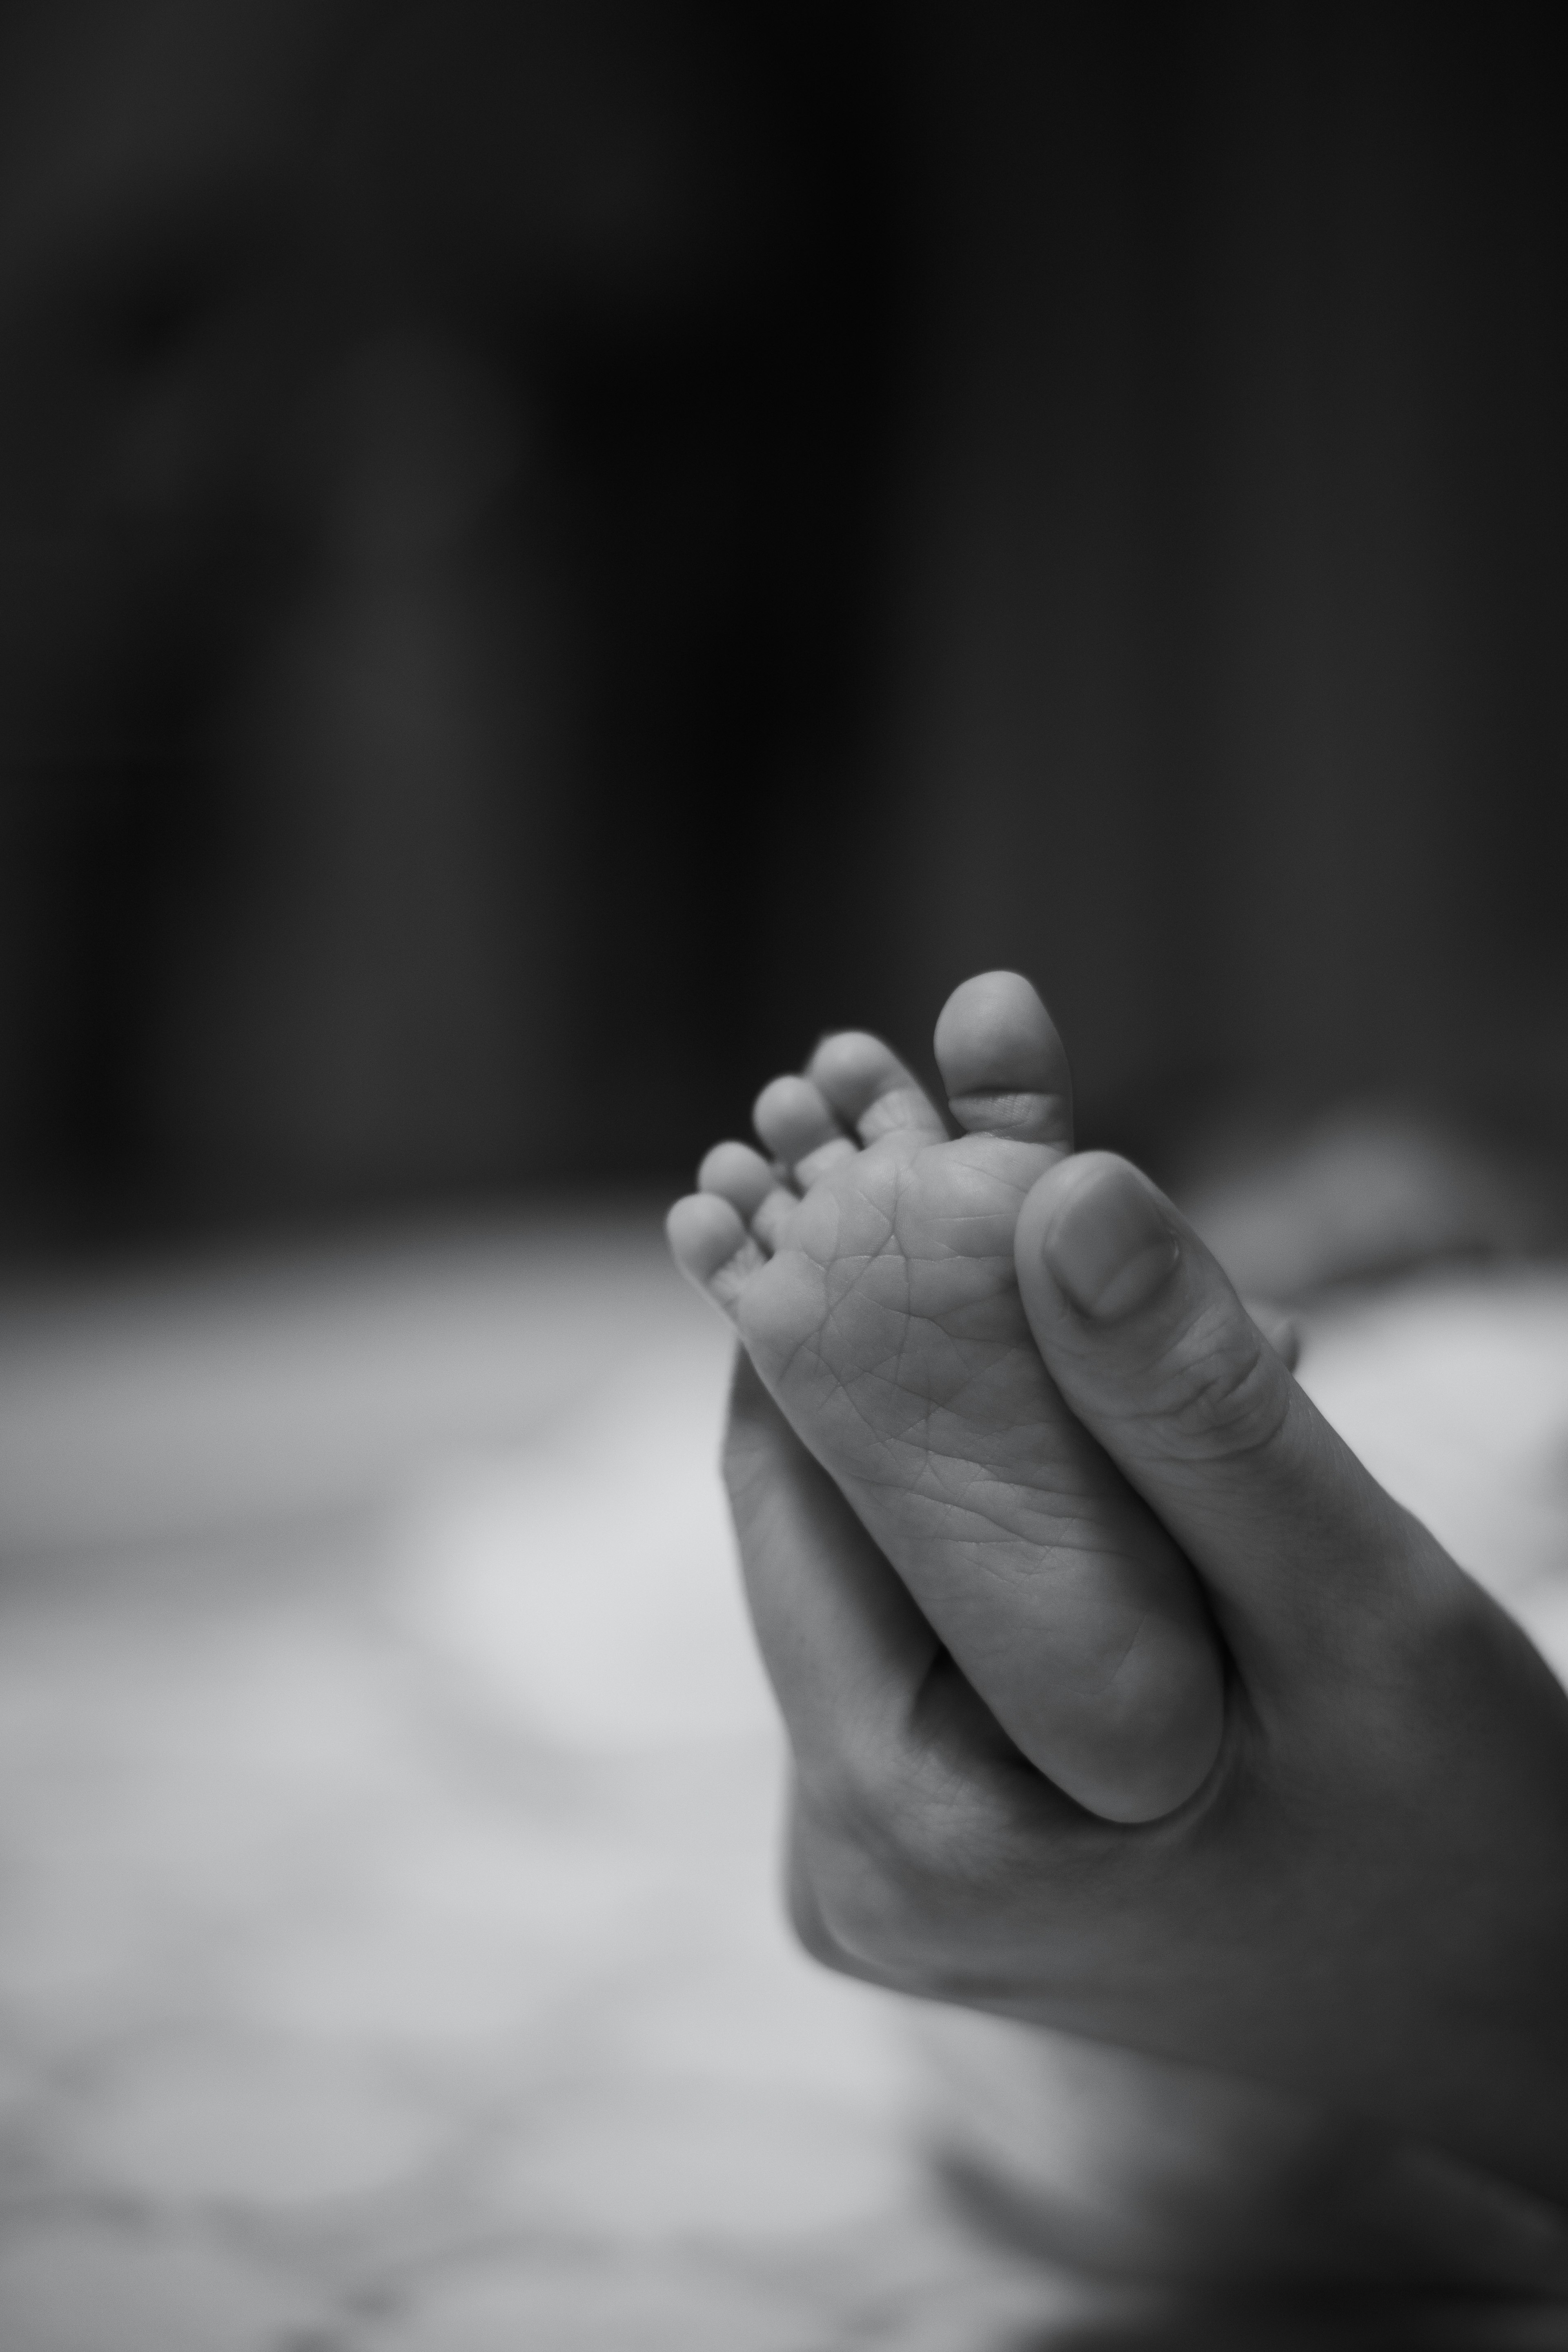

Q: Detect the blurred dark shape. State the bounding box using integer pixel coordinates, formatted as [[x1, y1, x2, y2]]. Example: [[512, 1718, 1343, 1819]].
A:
[[0, 0, 894, 1238], [868, 9, 1568, 1169], [1177, 1104, 1560, 1301], [1, 4, 1565, 1252]]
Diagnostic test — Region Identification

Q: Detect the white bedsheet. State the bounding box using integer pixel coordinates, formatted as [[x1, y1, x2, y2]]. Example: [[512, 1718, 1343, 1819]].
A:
[[1, 1221, 1564, 2348]]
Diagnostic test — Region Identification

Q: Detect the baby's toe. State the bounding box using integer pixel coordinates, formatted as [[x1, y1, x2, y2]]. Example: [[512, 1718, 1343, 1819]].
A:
[[806, 1031, 948, 1146], [666, 1192, 764, 1317], [699, 1140, 779, 1222], [932, 971, 1074, 1148], [698, 1139, 798, 1252], [753, 1074, 858, 1188]]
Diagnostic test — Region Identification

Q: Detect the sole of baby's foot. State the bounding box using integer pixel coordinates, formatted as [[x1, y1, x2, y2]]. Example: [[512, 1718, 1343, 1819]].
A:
[[667, 972, 1224, 1824]]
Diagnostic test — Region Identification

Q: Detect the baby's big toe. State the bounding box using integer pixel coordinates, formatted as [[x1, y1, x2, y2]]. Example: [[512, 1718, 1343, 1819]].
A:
[[933, 971, 1074, 1149]]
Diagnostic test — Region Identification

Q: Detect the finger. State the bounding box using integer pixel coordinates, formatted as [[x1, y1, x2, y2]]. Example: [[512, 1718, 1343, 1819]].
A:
[[1012, 1154, 1449, 1686], [1243, 1296, 1301, 1370], [721, 1351, 942, 1771]]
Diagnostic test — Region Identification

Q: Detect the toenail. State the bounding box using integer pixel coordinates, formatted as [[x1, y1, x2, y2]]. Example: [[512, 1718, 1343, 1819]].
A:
[[1040, 1163, 1178, 1321]]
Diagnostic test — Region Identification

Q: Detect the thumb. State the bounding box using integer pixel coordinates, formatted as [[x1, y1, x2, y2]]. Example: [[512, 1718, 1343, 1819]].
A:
[[1013, 1153, 1452, 1689]]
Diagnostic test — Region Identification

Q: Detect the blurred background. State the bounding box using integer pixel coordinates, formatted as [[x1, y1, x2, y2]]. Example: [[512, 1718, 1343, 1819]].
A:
[[4, 8, 1568, 2346], [3, 0, 1565, 1254]]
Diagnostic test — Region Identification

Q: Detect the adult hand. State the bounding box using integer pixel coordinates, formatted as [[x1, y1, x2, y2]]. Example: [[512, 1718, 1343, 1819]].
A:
[[721, 1151, 1568, 2213]]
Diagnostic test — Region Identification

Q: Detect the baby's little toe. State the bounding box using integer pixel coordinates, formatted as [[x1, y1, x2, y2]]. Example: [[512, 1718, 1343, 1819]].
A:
[[806, 1032, 948, 1147], [666, 1192, 764, 1316]]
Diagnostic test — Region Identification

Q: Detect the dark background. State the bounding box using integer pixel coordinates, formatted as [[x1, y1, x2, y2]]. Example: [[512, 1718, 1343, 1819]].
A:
[[2, 1, 1564, 1254]]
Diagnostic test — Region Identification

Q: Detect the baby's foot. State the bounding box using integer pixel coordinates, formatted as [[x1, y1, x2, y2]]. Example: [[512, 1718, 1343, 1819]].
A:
[[667, 973, 1223, 1823]]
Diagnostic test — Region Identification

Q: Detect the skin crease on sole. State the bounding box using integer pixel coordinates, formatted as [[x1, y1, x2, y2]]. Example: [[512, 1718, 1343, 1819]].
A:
[[666, 972, 1227, 1824]]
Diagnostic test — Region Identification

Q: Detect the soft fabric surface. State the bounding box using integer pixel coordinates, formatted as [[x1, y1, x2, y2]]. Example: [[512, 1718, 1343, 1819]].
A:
[[1, 1219, 1565, 2348]]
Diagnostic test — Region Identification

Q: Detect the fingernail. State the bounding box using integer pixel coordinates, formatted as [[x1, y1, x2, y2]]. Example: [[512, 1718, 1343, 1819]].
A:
[[1042, 1163, 1179, 1321]]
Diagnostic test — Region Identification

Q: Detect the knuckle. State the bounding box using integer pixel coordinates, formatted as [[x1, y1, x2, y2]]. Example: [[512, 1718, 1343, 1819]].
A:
[[786, 1800, 893, 1977], [804, 1861, 916, 1978], [1149, 1304, 1292, 1463], [783, 1853, 847, 1972], [793, 1740, 986, 1974], [835, 1741, 956, 1875]]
